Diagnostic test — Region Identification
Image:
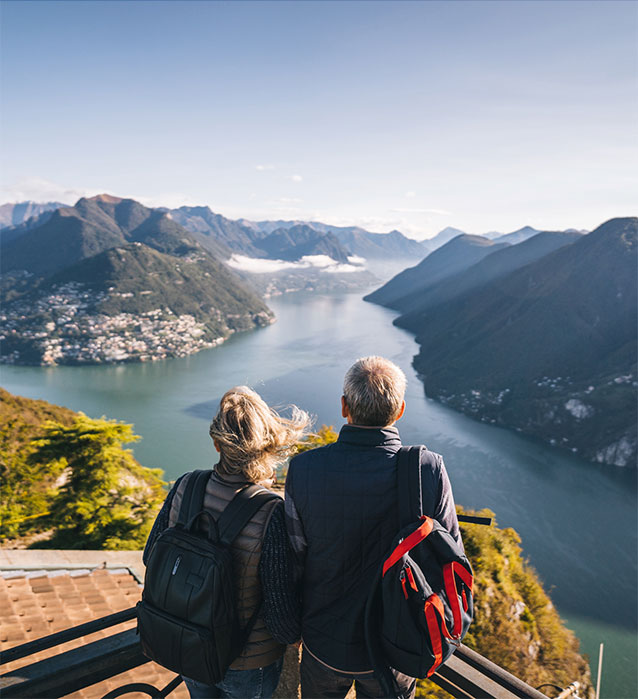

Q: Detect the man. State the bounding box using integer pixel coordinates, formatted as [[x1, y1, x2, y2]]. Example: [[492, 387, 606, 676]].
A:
[[285, 356, 461, 698]]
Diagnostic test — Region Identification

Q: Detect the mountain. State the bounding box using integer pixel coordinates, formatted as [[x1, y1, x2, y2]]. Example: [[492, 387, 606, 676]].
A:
[[364, 234, 509, 309], [564, 228, 589, 235], [2, 242, 273, 366], [420, 226, 468, 254], [0, 209, 64, 245], [291, 224, 425, 259], [0, 195, 204, 277], [49, 242, 271, 330], [238, 218, 304, 235], [328, 227, 425, 259], [255, 225, 351, 262], [0, 201, 64, 230], [396, 217, 637, 467], [167, 206, 262, 258], [0, 195, 275, 365], [491, 226, 543, 245], [395, 230, 582, 319], [239, 218, 427, 259], [172, 208, 426, 261], [483, 226, 589, 243]]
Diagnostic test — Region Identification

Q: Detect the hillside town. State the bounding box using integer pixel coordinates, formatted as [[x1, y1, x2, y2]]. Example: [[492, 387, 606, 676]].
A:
[[0, 282, 223, 365]]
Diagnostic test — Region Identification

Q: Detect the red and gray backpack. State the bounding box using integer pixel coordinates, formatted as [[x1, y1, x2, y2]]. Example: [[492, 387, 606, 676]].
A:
[[364, 446, 475, 697]]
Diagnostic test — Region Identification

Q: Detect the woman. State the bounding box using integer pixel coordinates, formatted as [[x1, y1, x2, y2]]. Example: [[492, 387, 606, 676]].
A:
[[144, 386, 310, 699]]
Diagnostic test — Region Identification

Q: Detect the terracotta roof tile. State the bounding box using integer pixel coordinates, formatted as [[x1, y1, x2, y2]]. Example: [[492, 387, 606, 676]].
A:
[[0, 551, 301, 699], [0, 566, 188, 699]]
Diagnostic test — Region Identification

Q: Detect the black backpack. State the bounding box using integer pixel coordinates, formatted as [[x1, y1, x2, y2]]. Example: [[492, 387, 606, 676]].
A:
[[137, 469, 281, 685], [364, 447, 474, 697]]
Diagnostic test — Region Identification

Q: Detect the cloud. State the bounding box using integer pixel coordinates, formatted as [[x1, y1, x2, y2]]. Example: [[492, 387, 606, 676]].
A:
[[136, 191, 202, 209], [0, 177, 103, 205], [255, 164, 275, 171], [226, 255, 301, 274], [0, 177, 206, 212], [226, 253, 366, 275], [404, 191, 416, 198], [347, 255, 366, 265], [290, 174, 303, 182], [324, 262, 365, 274]]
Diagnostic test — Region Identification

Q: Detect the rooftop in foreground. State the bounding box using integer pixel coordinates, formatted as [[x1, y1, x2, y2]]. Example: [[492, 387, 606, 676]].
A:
[[0, 550, 558, 699], [0, 550, 188, 699]]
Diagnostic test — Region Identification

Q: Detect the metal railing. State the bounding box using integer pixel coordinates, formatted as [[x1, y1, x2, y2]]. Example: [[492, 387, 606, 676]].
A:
[[0, 607, 550, 699]]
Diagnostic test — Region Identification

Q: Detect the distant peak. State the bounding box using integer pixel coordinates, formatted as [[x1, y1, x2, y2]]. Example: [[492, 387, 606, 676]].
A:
[[88, 194, 123, 204], [178, 205, 213, 214], [453, 233, 493, 244]]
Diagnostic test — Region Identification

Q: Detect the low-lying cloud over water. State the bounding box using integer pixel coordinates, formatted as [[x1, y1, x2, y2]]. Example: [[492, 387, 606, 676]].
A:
[[227, 254, 367, 274]]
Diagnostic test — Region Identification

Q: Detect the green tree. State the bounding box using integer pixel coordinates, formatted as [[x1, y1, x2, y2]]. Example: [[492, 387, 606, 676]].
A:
[[0, 388, 74, 540], [30, 414, 166, 549], [0, 448, 61, 539], [296, 424, 339, 452]]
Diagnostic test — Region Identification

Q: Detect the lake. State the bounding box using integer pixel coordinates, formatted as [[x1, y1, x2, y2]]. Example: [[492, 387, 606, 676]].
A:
[[2, 289, 636, 698]]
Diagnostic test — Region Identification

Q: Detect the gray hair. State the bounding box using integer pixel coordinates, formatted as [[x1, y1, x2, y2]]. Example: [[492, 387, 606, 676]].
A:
[[343, 356, 407, 427]]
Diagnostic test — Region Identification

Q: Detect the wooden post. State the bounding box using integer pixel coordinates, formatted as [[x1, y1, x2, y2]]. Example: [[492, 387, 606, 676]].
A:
[[595, 643, 604, 699]]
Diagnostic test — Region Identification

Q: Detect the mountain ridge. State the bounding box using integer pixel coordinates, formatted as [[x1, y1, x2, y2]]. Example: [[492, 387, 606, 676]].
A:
[[0, 201, 65, 231], [173, 207, 426, 260], [364, 234, 510, 309], [394, 217, 637, 467], [1, 196, 203, 277], [394, 230, 582, 318]]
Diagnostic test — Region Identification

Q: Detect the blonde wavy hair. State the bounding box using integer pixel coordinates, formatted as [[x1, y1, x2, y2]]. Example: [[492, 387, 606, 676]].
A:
[[209, 386, 311, 483]]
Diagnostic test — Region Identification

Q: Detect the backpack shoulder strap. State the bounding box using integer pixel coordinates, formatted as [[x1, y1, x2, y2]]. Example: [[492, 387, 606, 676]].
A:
[[217, 485, 282, 657], [217, 485, 282, 546], [397, 445, 423, 529], [176, 469, 213, 528], [364, 559, 408, 699]]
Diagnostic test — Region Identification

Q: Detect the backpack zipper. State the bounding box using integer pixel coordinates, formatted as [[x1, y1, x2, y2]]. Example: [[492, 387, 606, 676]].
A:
[[400, 570, 408, 599]]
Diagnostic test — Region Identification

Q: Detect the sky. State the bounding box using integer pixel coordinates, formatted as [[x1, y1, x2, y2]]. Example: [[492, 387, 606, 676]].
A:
[[1, 0, 636, 239]]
